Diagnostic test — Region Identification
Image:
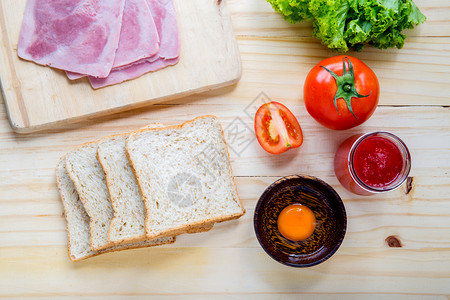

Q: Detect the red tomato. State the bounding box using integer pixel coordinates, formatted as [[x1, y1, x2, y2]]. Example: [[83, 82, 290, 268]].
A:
[[254, 101, 303, 154], [303, 55, 379, 130]]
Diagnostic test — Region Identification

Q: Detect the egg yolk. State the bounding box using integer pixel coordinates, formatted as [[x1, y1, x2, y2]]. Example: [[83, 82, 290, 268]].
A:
[[277, 204, 316, 241]]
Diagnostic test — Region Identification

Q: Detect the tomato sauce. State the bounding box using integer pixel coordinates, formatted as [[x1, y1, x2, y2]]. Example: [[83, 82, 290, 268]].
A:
[[334, 132, 411, 196], [353, 136, 403, 188]]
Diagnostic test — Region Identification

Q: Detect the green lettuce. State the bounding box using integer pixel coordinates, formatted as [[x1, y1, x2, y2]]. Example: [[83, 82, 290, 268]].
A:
[[266, 0, 426, 52]]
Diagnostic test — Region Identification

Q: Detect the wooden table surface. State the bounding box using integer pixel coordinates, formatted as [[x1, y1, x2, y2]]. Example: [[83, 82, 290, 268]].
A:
[[1, 0, 449, 298]]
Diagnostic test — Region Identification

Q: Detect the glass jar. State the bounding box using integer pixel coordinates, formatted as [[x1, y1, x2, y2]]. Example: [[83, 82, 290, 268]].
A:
[[334, 132, 411, 196]]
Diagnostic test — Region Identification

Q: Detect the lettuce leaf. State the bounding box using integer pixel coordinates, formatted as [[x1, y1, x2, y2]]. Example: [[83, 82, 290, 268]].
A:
[[309, 0, 353, 52], [266, 0, 313, 24], [265, 0, 426, 52]]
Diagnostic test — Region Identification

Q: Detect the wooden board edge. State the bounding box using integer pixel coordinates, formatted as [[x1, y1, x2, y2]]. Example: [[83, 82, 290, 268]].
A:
[[10, 67, 242, 134], [0, 1, 28, 131]]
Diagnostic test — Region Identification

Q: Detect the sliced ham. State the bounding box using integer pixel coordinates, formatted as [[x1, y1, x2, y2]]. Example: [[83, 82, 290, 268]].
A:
[[65, 71, 85, 81], [18, 0, 126, 78], [66, 0, 159, 80], [89, 57, 179, 89], [88, 0, 180, 89], [113, 0, 159, 68], [147, 0, 180, 60]]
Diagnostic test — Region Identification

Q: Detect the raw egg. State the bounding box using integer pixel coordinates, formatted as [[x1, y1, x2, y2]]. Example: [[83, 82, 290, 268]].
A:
[[277, 203, 316, 241]]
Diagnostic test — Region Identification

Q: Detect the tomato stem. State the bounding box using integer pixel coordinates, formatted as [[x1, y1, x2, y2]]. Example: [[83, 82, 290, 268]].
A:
[[320, 57, 371, 119]]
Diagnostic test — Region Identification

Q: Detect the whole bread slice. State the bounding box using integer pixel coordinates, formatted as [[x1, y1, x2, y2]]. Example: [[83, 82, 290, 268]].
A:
[[140, 122, 212, 234], [126, 115, 245, 240], [98, 124, 212, 244], [56, 157, 175, 261]]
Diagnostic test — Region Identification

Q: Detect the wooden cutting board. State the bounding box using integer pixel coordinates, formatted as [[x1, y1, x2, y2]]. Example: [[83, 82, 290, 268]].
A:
[[0, 0, 241, 133]]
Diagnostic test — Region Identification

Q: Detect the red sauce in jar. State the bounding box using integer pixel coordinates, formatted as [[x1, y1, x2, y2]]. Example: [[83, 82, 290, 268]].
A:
[[353, 136, 403, 188]]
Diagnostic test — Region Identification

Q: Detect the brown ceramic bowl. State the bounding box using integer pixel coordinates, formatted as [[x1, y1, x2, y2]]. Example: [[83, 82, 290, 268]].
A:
[[254, 175, 347, 267]]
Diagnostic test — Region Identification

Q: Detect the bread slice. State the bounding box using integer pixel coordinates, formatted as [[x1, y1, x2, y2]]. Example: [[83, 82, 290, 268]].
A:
[[65, 138, 178, 250], [65, 141, 114, 250], [98, 133, 148, 244], [97, 124, 165, 244], [56, 157, 174, 261], [98, 124, 213, 244], [126, 115, 245, 240]]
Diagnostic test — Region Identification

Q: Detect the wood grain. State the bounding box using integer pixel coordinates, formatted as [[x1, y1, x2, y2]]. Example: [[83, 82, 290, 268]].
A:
[[0, 99, 449, 297], [0, 0, 241, 133], [0, 0, 449, 298]]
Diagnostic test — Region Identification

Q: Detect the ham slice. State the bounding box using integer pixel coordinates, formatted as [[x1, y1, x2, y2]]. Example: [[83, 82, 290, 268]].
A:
[[88, 0, 180, 89], [112, 0, 160, 68], [66, 0, 159, 80], [18, 0, 126, 78], [147, 0, 180, 60], [89, 57, 179, 89]]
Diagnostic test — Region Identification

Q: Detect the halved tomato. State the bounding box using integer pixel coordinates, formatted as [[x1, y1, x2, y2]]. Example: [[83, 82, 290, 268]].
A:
[[254, 101, 303, 154]]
